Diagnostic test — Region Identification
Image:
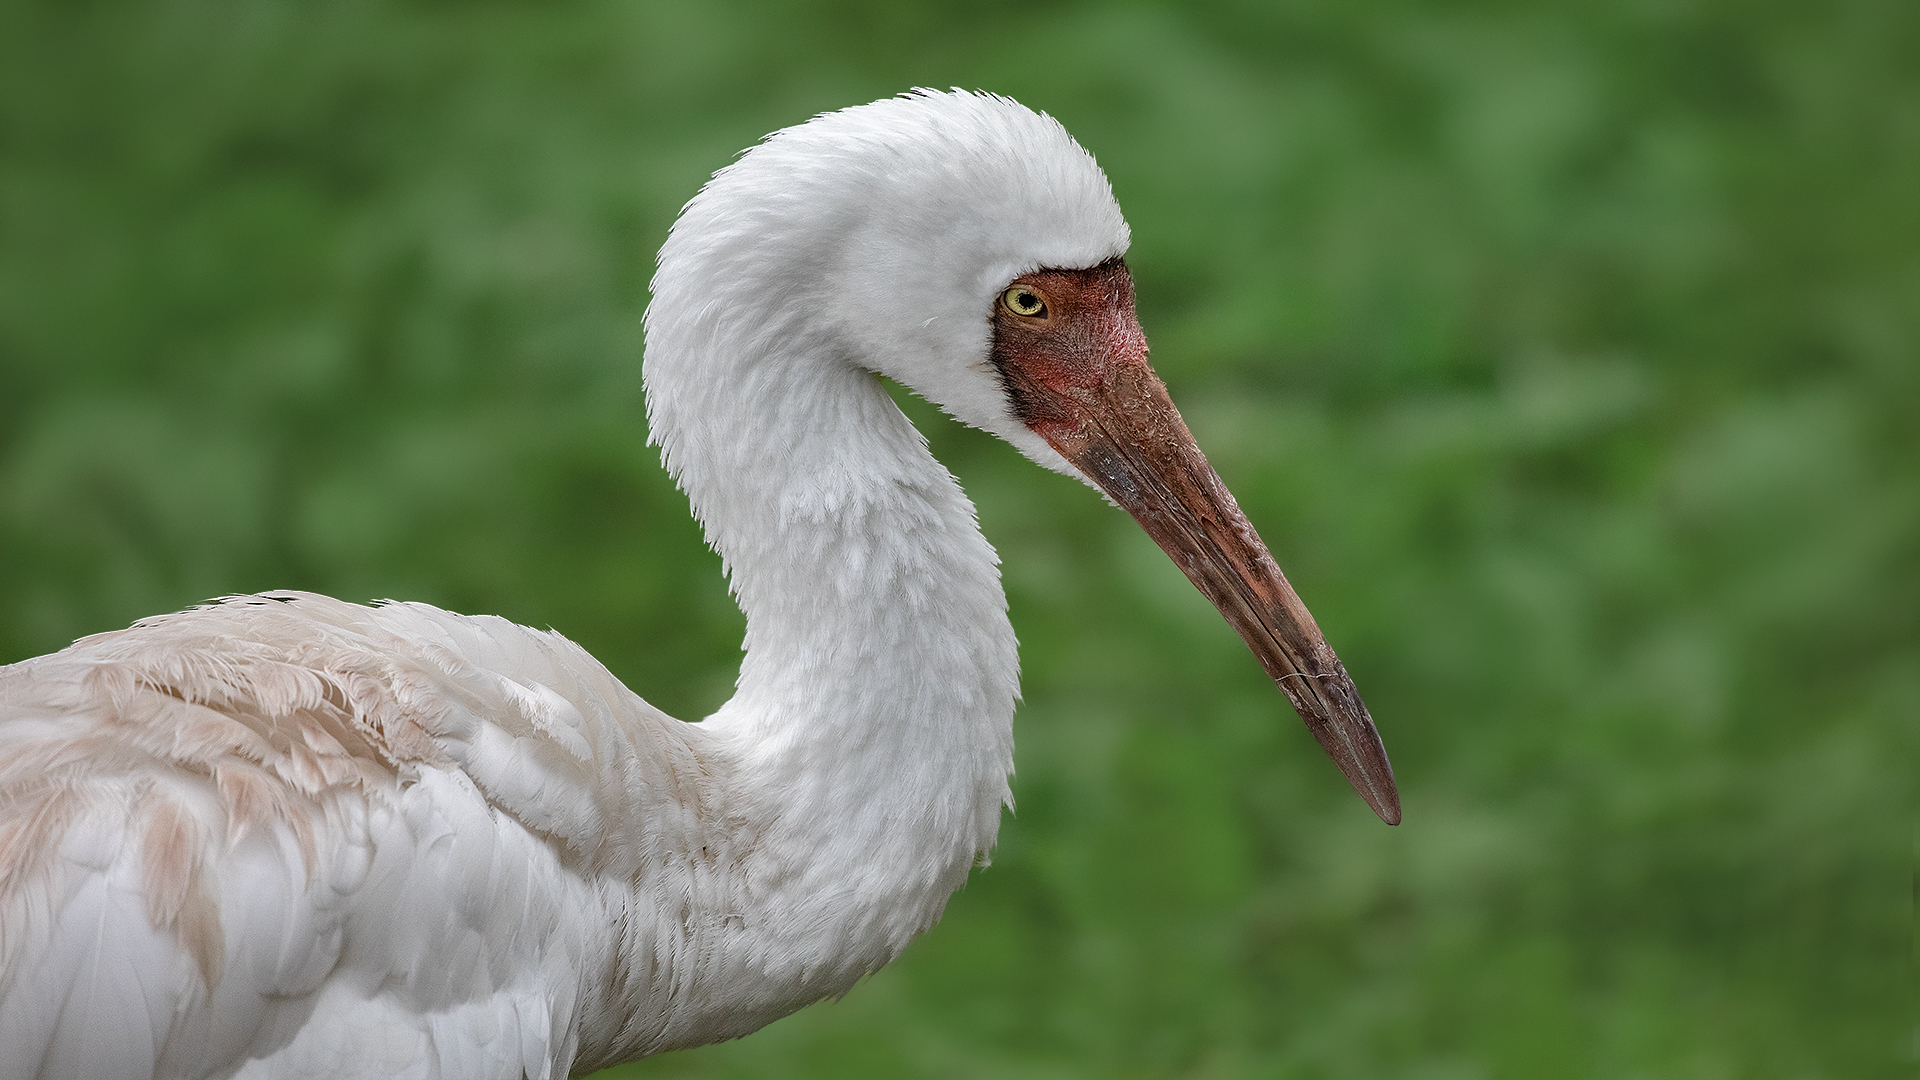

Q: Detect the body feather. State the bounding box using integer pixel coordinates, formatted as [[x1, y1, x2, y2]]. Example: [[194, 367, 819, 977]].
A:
[[0, 595, 693, 1078]]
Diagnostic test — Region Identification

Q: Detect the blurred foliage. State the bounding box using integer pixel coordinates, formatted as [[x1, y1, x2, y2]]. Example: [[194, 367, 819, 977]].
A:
[[0, 0, 1911, 1077]]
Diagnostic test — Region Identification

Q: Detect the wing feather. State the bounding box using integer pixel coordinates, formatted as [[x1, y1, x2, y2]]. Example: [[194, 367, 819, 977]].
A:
[[0, 592, 702, 1079]]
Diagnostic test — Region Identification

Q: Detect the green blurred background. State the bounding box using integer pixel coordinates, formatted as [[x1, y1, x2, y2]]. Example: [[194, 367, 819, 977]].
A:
[[1, 1, 1910, 1076]]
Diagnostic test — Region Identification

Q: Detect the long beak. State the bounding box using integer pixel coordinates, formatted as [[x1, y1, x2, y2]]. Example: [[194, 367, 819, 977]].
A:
[[1010, 352, 1401, 824]]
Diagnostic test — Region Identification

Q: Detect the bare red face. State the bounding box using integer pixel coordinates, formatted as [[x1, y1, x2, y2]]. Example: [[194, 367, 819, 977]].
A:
[[990, 259, 1400, 825]]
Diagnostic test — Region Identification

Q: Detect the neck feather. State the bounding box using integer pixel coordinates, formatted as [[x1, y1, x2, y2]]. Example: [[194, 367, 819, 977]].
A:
[[641, 321, 1018, 1005]]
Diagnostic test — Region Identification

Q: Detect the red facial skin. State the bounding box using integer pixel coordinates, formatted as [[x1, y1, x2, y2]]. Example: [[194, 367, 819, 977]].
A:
[[990, 260, 1400, 825]]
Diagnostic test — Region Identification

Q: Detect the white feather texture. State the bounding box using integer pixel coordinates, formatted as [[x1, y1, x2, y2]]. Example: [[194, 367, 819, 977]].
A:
[[0, 90, 1132, 1078]]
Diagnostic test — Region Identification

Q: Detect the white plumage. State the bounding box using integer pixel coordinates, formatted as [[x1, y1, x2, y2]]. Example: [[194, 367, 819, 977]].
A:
[[0, 91, 1395, 1079]]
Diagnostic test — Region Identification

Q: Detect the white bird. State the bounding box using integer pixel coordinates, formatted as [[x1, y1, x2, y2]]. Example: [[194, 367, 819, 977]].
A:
[[0, 91, 1397, 1079]]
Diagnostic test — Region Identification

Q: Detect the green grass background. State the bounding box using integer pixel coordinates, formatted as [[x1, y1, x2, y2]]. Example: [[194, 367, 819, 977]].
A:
[[1, 1, 1910, 1076]]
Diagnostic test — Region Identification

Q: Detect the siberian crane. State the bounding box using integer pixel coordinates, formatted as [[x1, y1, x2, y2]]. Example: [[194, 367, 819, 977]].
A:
[[0, 90, 1396, 1079]]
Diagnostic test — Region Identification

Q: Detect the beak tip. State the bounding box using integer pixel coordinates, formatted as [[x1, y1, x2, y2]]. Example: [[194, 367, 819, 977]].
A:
[[1307, 700, 1400, 825], [1349, 767, 1401, 825]]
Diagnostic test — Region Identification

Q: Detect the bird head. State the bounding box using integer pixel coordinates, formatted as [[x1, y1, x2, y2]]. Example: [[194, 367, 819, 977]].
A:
[[648, 90, 1399, 824]]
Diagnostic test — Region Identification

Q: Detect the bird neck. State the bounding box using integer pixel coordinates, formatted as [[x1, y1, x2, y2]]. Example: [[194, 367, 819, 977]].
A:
[[643, 331, 1018, 999]]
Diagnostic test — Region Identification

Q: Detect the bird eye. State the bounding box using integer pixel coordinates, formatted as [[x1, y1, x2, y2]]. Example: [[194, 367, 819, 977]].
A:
[[1000, 286, 1048, 318]]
